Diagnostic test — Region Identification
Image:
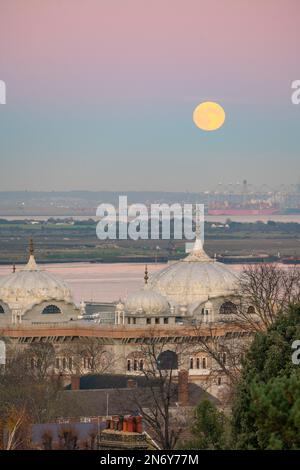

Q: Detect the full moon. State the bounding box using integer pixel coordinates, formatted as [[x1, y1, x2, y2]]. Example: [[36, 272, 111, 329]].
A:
[[193, 101, 226, 131]]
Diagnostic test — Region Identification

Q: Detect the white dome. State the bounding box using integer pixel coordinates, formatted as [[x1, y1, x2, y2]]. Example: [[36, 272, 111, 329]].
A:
[[125, 286, 169, 315], [149, 238, 238, 305], [0, 254, 73, 313]]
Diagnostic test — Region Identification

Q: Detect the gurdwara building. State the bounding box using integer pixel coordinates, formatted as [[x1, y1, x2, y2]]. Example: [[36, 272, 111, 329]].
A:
[[0, 237, 251, 399]]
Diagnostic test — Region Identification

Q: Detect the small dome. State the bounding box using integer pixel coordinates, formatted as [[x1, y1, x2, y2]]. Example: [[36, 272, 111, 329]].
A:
[[116, 300, 125, 311], [0, 254, 73, 312], [125, 286, 169, 315], [149, 238, 238, 305]]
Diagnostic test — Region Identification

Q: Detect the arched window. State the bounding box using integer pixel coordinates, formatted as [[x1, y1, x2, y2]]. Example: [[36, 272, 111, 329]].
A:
[[157, 350, 178, 370], [196, 358, 200, 369], [202, 357, 207, 369], [247, 305, 255, 314], [127, 359, 131, 371], [139, 360, 144, 371], [133, 359, 138, 371], [219, 301, 237, 315], [62, 358, 67, 369], [42, 304, 61, 314], [190, 358, 194, 369], [0, 305, 4, 314]]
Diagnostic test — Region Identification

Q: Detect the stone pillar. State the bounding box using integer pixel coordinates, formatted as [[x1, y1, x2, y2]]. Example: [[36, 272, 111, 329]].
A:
[[178, 369, 189, 406], [127, 379, 137, 389]]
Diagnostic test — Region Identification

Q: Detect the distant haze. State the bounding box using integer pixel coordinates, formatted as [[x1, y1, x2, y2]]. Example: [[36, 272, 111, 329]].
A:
[[0, 0, 300, 191]]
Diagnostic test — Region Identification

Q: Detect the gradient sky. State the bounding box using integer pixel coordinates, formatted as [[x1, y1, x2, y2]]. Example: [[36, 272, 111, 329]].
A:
[[0, 0, 299, 191]]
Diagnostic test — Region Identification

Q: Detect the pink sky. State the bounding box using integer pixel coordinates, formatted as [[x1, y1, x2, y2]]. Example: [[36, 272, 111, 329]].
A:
[[1, 0, 299, 104], [1, 0, 299, 191]]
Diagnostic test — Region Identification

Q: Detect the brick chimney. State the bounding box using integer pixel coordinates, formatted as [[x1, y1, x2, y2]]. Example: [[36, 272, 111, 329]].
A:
[[127, 379, 137, 389], [71, 375, 80, 390], [178, 370, 189, 406]]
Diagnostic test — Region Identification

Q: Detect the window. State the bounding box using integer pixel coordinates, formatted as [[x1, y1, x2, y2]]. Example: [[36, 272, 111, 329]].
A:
[[190, 358, 194, 369], [247, 305, 255, 314], [69, 357, 73, 371], [0, 305, 4, 314], [157, 350, 178, 370], [139, 360, 144, 371], [222, 353, 227, 365], [146, 318, 151, 325], [196, 358, 200, 369], [219, 301, 237, 315], [42, 304, 61, 314], [133, 317, 136, 325], [164, 318, 169, 324], [202, 357, 207, 369], [83, 357, 92, 369], [56, 358, 60, 369], [62, 358, 67, 369], [30, 358, 35, 369], [133, 359, 138, 371], [218, 352, 226, 365], [128, 317, 131, 324], [218, 377, 222, 386], [127, 359, 131, 371], [155, 318, 160, 324]]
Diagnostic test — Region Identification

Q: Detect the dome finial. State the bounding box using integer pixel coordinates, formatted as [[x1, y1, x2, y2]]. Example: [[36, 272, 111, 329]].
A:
[[144, 265, 149, 285], [25, 237, 38, 271], [189, 205, 205, 255]]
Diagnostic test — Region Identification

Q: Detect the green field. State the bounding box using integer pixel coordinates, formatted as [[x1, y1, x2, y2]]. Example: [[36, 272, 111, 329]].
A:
[[0, 219, 299, 264]]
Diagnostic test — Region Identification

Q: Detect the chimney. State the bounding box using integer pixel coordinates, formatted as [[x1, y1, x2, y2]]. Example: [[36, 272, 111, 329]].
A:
[[71, 375, 80, 390], [127, 379, 137, 389], [178, 370, 189, 406]]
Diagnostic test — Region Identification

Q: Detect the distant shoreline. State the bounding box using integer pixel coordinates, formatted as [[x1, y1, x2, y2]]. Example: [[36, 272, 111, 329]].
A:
[[1, 214, 300, 223]]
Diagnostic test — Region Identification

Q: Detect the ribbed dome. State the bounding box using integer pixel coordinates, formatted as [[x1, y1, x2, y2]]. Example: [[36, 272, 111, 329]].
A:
[[125, 286, 169, 315], [149, 238, 238, 305], [0, 254, 73, 311]]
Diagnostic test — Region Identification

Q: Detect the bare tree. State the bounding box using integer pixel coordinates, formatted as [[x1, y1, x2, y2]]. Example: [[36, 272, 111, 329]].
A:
[[191, 322, 251, 404], [27, 342, 56, 380], [0, 405, 31, 450], [64, 337, 115, 375], [236, 263, 300, 331], [0, 346, 63, 426], [190, 264, 300, 403], [127, 333, 190, 450]]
